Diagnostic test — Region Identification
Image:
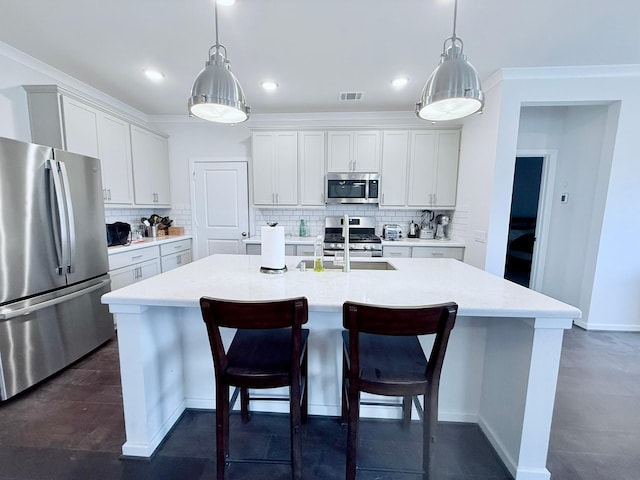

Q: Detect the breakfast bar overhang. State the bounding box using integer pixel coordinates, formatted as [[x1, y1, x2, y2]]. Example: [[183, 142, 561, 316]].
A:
[[102, 254, 581, 480]]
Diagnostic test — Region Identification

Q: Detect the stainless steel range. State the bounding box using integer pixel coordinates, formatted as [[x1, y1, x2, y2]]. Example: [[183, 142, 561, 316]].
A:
[[323, 216, 382, 257]]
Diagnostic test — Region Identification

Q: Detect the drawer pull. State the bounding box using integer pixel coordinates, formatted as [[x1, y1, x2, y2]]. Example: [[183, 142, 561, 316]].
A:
[[431, 252, 444, 257], [131, 255, 143, 260]]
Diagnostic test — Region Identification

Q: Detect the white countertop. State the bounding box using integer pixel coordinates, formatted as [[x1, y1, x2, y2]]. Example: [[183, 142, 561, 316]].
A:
[[107, 235, 192, 254], [243, 236, 464, 248], [102, 254, 580, 320]]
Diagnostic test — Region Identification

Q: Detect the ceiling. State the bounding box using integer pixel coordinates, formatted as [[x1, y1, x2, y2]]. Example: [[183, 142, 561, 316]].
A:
[[1, 0, 638, 117]]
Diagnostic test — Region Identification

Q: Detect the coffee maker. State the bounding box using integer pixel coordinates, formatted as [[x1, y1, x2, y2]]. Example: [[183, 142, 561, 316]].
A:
[[435, 214, 450, 240]]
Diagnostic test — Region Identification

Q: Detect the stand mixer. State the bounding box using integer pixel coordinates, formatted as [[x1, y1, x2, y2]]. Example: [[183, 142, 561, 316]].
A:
[[435, 214, 450, 240]]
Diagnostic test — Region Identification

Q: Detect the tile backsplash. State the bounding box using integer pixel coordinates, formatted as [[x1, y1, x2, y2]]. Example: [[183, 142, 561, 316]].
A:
[[104, 203, 192, 235], [104, 203, 465, 242], [253, 205, 460, 239]]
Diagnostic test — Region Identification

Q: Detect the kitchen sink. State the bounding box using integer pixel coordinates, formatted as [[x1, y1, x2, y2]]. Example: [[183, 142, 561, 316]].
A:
[[297, 259, 397, 271]]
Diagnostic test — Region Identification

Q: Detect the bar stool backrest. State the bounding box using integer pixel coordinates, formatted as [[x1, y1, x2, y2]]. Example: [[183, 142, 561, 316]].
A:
[[342, 301, 457, 384], [200, 296, 308, 378]]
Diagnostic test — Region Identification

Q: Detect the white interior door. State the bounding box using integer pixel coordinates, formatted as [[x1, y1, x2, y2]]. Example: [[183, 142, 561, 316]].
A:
[[192, 161, 249, 259]]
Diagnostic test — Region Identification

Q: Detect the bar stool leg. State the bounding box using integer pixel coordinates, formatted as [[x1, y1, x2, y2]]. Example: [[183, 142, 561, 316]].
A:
[[402, 395, 412, 427], [423, 389, 436, 480], [216, 382, 230, 480], [340, 349, 348, 425], [301, 349, 309, 422], [240, 387, 250, 423], [345, 386, 360, 480], [290, 383, 302, 480]]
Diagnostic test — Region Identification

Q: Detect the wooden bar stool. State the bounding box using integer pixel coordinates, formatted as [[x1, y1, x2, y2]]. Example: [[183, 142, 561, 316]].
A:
[[340, 301, 458, 480], [199, 296, 309, 480]]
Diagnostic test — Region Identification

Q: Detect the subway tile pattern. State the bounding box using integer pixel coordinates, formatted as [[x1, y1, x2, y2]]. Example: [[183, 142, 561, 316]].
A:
[[105, 203, 466, 242]]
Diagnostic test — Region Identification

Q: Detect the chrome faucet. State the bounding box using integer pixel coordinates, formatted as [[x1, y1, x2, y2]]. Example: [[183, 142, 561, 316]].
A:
[[342, 214, 351, 272]]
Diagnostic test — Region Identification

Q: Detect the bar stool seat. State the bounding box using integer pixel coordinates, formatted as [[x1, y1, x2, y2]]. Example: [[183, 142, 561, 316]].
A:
[[200, 296, 309, 480], [341, 301, 458, 480]]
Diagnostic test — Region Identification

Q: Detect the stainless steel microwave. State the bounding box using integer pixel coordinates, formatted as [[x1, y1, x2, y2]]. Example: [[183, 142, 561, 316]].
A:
[[326, 173, 380, 204]]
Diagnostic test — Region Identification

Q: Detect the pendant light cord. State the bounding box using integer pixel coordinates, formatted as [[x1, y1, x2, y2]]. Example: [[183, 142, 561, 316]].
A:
[[451, 0, 458, 42], [214, 1, 220, 47]]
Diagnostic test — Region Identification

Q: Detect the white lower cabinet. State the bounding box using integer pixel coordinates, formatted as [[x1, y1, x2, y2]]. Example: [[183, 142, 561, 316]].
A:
[[411, 246, 464, 260], [160, 239, 193, 272], [109, 258, 160, 291], [108, 239, 192, 291], [383, 245, 464, 260], [382, 246, 412, 258]]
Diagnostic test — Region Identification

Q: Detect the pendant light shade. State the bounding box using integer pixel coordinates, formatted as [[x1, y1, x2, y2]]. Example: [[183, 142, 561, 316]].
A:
[[188, 3, 249, 123], [416, 0, 484, 122]]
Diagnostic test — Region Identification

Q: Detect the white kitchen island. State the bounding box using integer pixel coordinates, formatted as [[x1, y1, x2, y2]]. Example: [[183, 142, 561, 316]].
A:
[[102, 254, 580, 480]]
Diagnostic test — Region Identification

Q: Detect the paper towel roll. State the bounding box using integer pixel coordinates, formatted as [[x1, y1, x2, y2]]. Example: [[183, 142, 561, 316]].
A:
[[261, 225, 287, 273]]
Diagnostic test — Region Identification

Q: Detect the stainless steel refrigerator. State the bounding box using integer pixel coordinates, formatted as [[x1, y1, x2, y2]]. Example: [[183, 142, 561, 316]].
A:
[[0, 136, 114, 400]]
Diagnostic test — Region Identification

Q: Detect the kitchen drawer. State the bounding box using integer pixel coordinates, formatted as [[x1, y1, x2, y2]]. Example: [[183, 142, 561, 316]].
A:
[[160, 239, 191, 256], [108, 246, 159, 270], [109, 258, 160, 290], [382, 246, 411, 258], [411, 246, 464, 260], [296, 245, 315, 256], [161, 250, 193, 273]]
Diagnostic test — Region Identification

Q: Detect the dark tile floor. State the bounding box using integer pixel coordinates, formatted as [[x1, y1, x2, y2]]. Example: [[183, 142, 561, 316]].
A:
[[0, 326, 638, 479]]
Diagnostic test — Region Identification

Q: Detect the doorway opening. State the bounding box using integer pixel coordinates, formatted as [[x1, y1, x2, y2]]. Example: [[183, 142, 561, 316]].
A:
[[504, 157, 544, 287]]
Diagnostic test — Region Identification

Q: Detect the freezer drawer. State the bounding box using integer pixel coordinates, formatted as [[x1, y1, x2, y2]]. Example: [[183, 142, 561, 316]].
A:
[[0, 276, 114, 400]]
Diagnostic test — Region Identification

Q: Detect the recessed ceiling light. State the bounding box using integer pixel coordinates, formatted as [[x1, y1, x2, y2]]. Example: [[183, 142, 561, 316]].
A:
[[391, 76, 409, 88], [144, 69, 165, 82], [216, 0, 236, 5], [261, 80, 279, 91]]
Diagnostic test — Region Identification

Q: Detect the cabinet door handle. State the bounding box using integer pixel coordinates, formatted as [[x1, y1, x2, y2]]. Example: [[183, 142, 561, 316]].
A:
[[177, 255, 182, 265], [108, 188, 112, 200]]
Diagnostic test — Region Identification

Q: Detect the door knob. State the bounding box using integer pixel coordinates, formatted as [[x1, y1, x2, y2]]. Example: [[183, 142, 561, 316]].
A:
[[241, 232, 247, 237]]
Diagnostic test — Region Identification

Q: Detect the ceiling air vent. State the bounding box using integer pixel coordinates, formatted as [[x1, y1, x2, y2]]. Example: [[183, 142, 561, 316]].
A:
[[339, 91, 364, 101]]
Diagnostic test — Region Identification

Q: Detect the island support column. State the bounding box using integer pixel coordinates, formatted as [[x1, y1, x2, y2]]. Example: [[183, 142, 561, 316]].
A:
[[110, 304, 187, 457], [478, 316, 572, 480]]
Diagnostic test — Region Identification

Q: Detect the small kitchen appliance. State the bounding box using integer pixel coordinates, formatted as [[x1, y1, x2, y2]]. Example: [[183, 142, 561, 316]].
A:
[[383, 224, 402, 241], [435, 214, 450, 240], [323, 217, 382, 257]]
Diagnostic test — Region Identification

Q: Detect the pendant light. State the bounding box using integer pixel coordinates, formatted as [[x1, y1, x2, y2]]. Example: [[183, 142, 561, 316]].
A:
[[188, 1, 249, 123], [416, 0, 484, 122]]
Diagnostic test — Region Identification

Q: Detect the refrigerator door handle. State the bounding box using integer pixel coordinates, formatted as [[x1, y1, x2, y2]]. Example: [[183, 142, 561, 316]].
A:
[[0, 278, 111, 320], [58, 160, 76, 274], [48, 159, 69, 276]]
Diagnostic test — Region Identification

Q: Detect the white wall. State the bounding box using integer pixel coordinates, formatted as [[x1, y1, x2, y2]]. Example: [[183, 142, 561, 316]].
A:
[[458, 66, 640, 330], [517, 106, 613, 326]]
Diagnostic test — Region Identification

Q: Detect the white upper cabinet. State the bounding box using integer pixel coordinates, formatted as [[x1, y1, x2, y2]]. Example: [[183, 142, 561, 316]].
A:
[[24, 85, 168, 207], [327, 130, 380, 172], [60, 96, 100, 158], [251, 132, 298, 206], [130, 126, 171, 206], [379, 129, 460, 209], [407, 130, 460, 208], [298, 131, 326, 206], [380, 131, 409, 207], [96, 113, 134, 204]]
